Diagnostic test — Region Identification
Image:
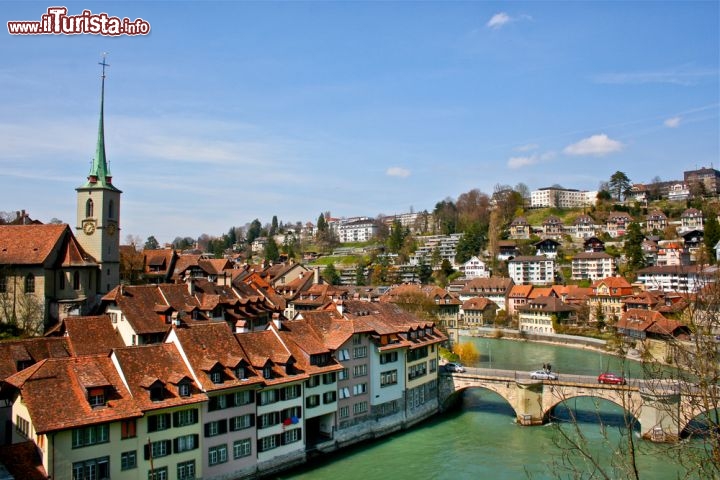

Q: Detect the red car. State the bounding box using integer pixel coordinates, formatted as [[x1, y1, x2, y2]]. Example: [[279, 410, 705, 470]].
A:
[[598, 372, 626, 385]]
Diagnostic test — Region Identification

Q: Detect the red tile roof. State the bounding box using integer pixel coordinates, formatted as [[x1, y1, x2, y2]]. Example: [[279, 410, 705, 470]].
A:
[[0, 337, 72, 381], [172, 323, 263, 392], [0, 224, 95, 267], [3, 355, 142, 433], [0, 441, 48, 480], [59, 315, 125, 356], [112, 343, 206, 412]]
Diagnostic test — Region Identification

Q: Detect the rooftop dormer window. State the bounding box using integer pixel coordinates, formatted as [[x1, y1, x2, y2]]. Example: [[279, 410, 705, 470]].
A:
[[178, 382, 191, 397], [150, 385, 164, 402], [210, 371, 223, 385], [263, 365, 273, 380], [88, 387, 106, 408], [235, 366, 246, 380]]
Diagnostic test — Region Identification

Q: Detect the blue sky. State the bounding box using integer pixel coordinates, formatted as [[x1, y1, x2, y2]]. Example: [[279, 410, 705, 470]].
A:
[[1, 1, 718, 244]]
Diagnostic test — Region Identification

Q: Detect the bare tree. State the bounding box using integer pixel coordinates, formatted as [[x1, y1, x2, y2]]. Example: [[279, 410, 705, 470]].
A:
[[548, 274, 720, 479]]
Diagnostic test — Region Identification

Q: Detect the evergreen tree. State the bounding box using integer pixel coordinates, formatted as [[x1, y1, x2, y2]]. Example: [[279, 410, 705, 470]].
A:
[[270, 215, 279, 236], [247, 219, 262, 245], [455, 222, 485, 264], [322, 263, 341, 285], [264, 237, 280, 263], [704, 212, 720, 264], [317, 213, 327, 233], [608, 171, 632, 201], [226, 227, 237, 249], [355, 261, 367, 286], [387, 220, 406, 253], [624, 222, 645, 273], [144, 235, 160, 250]]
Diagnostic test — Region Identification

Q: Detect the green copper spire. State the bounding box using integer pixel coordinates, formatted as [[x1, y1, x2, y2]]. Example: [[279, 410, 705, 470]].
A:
[[83, 54, 119, 191]]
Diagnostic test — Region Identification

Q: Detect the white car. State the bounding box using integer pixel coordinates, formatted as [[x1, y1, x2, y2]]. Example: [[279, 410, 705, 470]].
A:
[[530, 370, 558, 380], [444, 362, 465, 373]]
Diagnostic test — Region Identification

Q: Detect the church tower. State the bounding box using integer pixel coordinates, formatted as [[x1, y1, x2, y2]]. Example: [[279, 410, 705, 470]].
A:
[[76, 55, 121, 294]]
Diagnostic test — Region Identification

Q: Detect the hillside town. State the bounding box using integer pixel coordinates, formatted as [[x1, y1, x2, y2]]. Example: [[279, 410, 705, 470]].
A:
[[2, 55, 720, 480]]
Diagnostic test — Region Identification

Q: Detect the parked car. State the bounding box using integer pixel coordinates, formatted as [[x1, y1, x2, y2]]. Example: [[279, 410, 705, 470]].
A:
[[445, 362, 465, 373], [530, 370, 558, 380], [597, 372, 626, 385]]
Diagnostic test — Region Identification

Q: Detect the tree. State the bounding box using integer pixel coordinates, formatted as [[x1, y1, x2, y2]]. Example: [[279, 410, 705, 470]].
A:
[[416, 261, 434, 285], [246, 219, 263, 245], [226, 227, 237, 249], [120, 244, 145, 285], [144, 235, 160, 250], [455, 222, 485, 265], [387, 220, 406, 254], [549, 281, 720, 479], [355, 261, 367, 286], [316, 213, 327, 235], [453, 341, 480, 365], [623, 222, 645, 275], [704, 212, 720, 264], [608, 171, 632, 201], [264, 238, 280, 263], [322, 263, 341, 285], [433, 198, 458, 235], [270, 216, 279, 236]]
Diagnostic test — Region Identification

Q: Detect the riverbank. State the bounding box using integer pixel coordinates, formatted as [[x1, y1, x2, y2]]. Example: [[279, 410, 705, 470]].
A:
[[459, 326, 646, 364]]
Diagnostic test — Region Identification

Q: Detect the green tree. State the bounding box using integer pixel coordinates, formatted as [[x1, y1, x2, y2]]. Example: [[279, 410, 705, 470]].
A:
[[608, 171, 632, 201], [455, 222, 485, 264], [416, 261, 434, 285], [144, 235, 160, 250], [387, 220, 406, 254], [246, 219, 262, 245], [264, 237, 280, 263], [355, 261, 367, 286], [322, 263, 341, 285], [317, 213, 327, 234], [270, 215, 279, 236], [433, 199, 458, 235], [226, 227, 237, 249], [624, 222, 645, 275], [704, 212, 720, 264]]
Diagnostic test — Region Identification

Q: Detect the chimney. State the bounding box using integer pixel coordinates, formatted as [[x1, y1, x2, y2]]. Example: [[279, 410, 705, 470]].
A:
[[235, 320, 249, 334], [314, 267, 320, 284], [336, 299, 343, 316]]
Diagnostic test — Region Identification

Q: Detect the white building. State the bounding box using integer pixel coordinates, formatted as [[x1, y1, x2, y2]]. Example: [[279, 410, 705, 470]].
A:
[[636, 265, 717, 293], [337, 218, 378, 243], [508, 256, 555, 286], [461, 256, 490, 279], [571, 252, 616, 281], [530, 187, 597, 209]]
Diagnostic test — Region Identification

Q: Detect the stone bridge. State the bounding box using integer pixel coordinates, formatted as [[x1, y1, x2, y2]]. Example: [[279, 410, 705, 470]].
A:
[[438, 368, 713, 442]]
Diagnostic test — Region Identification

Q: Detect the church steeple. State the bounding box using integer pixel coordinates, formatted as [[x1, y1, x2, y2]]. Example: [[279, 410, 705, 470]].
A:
[[76, 53, 122, 295], [84, 53, 118, 191]]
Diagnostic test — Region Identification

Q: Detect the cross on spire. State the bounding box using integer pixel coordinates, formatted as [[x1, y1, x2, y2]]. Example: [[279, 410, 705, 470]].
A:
[[99, 52, 110, 79]]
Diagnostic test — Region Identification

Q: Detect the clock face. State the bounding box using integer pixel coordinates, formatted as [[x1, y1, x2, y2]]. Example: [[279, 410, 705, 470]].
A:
[[83, 222, 95, 235]]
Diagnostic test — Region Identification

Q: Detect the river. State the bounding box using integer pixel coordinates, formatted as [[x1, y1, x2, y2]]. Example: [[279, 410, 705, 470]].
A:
[[275, 337, 706, 480]]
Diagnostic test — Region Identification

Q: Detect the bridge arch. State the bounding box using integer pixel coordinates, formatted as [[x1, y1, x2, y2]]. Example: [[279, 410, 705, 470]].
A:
[[542, 393, 642, 431], [444, 384, 521, 420], [678, 406, 720, 439]]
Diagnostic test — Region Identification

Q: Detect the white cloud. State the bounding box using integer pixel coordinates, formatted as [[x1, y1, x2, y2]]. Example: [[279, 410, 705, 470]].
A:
[[592, 67, 716, 86], [386, 166, 410, 178], [563, 134, 623, 156], [514, 143, 539, 152], [664, 116, 682, 128], [507, 151, 555, 169], [487, 12, 510, 29]]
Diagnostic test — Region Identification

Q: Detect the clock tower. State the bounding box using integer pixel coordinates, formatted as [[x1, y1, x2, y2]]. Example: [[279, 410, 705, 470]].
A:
[[76, 55, 121, 294]]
